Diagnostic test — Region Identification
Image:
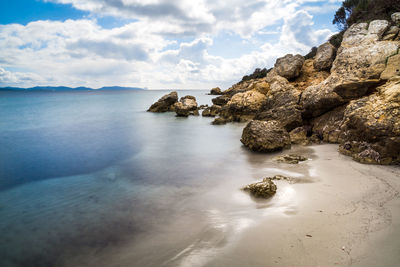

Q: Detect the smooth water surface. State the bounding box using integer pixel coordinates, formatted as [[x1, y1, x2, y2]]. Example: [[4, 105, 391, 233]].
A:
[[0, 90, 304, 266]]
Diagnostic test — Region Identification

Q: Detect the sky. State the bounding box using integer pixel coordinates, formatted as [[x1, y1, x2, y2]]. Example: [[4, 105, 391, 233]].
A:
[[0, 0, 341, 89]]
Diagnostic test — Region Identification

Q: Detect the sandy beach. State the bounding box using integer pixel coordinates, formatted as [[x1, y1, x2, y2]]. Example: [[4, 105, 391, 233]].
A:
[[205, 144, 400, 267]]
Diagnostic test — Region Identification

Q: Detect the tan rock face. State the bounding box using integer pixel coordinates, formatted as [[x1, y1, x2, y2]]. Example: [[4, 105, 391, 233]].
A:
[[174, 95, 198, 117], [227, 90, 266, 114], [339, 79, 400, 164], [289, 127, 309, 145], [381, 54, 400, 80], [241, 120, 291, 152]]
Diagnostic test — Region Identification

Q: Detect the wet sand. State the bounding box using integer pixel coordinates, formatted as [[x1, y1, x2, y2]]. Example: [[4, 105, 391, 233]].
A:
[[207, 144, 400, 267]]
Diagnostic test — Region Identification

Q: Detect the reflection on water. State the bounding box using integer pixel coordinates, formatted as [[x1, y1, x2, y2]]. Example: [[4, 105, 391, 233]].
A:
[[0, 90, 317, 266]]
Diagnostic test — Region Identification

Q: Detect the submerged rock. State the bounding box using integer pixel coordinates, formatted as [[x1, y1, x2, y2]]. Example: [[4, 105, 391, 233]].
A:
[[147, 91, 178, 112], [241, 120, 291, 152], [274, 54, 305, 79], [273, 154, 308, 164], [242, 178, 277, 198]]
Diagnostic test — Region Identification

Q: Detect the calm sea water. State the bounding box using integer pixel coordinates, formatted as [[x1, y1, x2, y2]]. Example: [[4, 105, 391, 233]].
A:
[[0, 90, 300, 267]]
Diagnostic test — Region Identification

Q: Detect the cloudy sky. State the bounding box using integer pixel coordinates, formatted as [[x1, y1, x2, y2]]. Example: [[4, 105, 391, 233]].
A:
[[0, 0, 341, 89]]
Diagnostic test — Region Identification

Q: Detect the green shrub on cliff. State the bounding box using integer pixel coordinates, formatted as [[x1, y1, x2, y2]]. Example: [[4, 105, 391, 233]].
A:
[[333, 0, 400, 30], [241, 68, 271, 82]]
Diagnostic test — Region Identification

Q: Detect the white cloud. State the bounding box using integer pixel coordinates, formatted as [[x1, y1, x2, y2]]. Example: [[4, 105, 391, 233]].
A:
[[0, 1, 339, 88]]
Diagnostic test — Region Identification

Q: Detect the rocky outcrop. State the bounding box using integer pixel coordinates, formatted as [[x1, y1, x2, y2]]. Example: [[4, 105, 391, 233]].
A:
[[242, 178, 277, 198], [314, 42, 336, 71], [241, 120, 291, 152], [381, 54, 400, 80], [202, 105, 221, 117], [174, 95, 198, 117], [209, 87, 222, 95], [289, 127, 309, 145], [274, 54, 305, 79], [147, 91, 178, 112], [212, 95, 231, 106], [339, 79, 400, 164]]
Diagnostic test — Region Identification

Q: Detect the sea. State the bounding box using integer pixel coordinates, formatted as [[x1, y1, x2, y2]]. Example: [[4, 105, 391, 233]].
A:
[[0, 90, 300, 267]]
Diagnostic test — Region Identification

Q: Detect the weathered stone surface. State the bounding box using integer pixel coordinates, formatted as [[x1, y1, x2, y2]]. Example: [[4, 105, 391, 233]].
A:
[[174, 95, 198, 117], [242, 178, 277, 198], [274, 54, 305, 79], [256, 105, 302, 131], [314, 42, 337, 71], [382, 26, 400, 41], [209, 87, 222, 95], [339, 79, 400, 164], [289, 127, 309, 145], [381, 54, 400, 80], [273, 154, 308, 164], [202, 105, 221, 117], [241, 120, 291, 152], [147, 91, 178, 112], [225, 90, 266, 117], [392, 12, 400, 26], [311, 105, 346, 143], [301, 21, 399, 118], [212, 95, 231, 106]]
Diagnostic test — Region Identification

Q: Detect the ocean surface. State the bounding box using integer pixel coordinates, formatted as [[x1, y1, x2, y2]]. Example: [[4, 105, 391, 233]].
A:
[[0, 90, 300, 267]]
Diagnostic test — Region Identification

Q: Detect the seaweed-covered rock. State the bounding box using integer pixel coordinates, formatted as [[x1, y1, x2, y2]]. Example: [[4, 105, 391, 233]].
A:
[[274, 54, 305, 79], [147, 91, 178, 112], [242, 178, 277, 198], [241, 120, 291, 152]]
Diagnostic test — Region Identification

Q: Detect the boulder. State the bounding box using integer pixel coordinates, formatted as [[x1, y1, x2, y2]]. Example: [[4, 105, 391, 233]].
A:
[[274, 54, 305, 79], [174, 95, 198, 117], [224, 90, 267, 120], [380, 54, 400, 80], [392, 12, 400, 26], [273, 154, 308, 164], [209, 87, 222, 95], [242, 178, 277, 198], [147, 91, 178, 112], [339, 79, 400, 164], [313, 42, 336, 71], [202, 105, 221, 117], [241, 120, 291, 152], [211, 95, 231, 106]]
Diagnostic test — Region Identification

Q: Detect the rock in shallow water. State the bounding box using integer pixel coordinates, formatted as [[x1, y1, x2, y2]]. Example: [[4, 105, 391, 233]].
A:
[[242, 178, 277, 198], [174, 95, 198, 117], [147, 91, 178, 112], [241, 120, 291, 152], [273, 154, 308, 164]]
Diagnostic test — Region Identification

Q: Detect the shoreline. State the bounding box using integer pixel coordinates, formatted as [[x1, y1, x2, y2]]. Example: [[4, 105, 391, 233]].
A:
[[206, 144, 400, 266]]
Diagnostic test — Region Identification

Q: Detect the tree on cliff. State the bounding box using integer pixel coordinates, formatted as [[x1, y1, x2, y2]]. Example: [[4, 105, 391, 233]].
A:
[[333, 0, 400, 30]]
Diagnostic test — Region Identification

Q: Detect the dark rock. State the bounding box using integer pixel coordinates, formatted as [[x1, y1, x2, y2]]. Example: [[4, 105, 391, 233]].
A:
[[202, 105, 221, 117], [241, 120, 291, 152], [147, 91, 178, 112], [242, 178, 277, 198], [314, 42, 336, 71], [311, 105, 346, 143], [209, 87, 222, 95], [212, 95, 231, 105], [289, 127, 309, 145], [273, 154, 308, 164]]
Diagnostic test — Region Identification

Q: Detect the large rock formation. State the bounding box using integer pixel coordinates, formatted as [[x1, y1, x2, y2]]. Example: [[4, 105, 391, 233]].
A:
[[147, 91, 178, 112], [339, 79, 400, 164], [274, 54, 305, 79], [174, 95, 198, 117], [241, 120, 291, 152]]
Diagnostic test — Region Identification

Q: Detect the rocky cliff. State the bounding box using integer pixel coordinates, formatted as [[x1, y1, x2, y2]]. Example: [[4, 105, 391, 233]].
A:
[[208, 14, 400, 165]]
